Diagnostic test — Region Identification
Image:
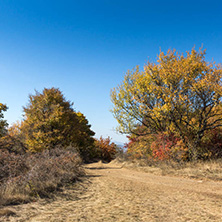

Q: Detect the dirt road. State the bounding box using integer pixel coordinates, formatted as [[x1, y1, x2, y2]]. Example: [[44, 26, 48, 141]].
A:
[[3, 161, 222, 221]]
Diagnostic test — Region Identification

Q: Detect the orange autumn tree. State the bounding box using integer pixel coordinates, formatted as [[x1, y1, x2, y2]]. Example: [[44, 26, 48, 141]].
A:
[[20, 88, 95, 157], [94, 137, 117, 162], [0, 121, 27, 154], [111, 48, 222, 159]]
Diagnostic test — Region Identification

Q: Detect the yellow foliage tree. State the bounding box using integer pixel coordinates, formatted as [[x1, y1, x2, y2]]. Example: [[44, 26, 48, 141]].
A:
[[20, 88, 95, 153], [111, 48, 222, 159]]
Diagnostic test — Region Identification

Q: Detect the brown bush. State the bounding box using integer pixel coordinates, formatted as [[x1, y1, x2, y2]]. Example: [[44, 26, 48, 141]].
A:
[[0, 146, 84, 206]]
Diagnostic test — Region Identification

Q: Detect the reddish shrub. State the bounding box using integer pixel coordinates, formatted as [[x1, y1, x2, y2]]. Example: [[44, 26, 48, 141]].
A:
[[94, 137, 117, 162], [151, 133, 188, 161]]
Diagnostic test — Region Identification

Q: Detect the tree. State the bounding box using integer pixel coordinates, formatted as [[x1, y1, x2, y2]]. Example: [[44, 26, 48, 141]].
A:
[[20, 87, 95, 153], [73, 112, 96, 160], [0, 103, 8, 137], [0, 121, 27, 153], [111, 48, 222, 159], [94, 136, 117, 162]]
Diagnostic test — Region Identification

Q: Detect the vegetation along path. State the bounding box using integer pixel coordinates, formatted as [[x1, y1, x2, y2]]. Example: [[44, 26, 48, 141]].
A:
[[3, 161, 222, 222]]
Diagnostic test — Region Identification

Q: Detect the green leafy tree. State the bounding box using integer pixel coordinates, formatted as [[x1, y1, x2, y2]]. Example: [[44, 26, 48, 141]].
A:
[[111, 48, 222, 159], [21, 88, 95, 153]]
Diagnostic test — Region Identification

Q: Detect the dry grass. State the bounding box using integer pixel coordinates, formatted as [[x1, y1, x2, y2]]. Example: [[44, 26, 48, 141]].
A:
[[114, 157, 222, 181], [0, 208, 16, 217], [0, 146, 84, 206], [4, 161, 222, 221]]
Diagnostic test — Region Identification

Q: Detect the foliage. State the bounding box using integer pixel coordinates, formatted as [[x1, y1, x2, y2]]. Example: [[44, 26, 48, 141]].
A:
[[0, 146, 83, 205], [111, 48, 222, 159], [200, 128, 222, 159], [74, 112, 96, 160], [20, 88, 95, 155], [94, 137, 117, 162], [0, 121, 27, 154], [150, 132, 188, 161], [0, 103, 8, 137], [126, 131, 154, 159]]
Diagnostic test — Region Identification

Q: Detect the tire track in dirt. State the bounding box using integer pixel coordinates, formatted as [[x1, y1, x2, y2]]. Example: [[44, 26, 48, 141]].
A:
[[3, 162, 222, 221]]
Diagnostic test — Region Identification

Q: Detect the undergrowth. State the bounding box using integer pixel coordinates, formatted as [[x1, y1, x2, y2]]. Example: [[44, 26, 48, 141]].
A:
[[0, 146, 84, 206], [115, 154, 222, 181]]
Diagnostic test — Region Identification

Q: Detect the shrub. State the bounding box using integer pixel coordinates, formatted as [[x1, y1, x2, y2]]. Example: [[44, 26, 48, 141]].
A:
[[94, 137, 117, 162], [199, 128, 222, 159], [0, 146, 84, 206], [126, 134, 153, 159], [151, 133, 188, 161], [125, 130, 188, 161], [0, 123, 27, 154]]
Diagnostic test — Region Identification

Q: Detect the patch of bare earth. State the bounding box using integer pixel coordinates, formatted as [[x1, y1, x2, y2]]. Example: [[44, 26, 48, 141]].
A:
[[1, 161, 222, 221]]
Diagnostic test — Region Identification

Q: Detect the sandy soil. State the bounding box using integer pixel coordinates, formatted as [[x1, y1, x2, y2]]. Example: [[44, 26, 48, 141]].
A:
[[1, 161, 222, 221]]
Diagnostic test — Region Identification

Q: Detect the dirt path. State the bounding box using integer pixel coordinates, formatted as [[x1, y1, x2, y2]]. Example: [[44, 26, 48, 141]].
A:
[[2, 161, 222, 221]]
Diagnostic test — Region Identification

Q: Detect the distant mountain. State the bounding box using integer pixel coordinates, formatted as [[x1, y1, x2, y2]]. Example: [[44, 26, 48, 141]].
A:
[[112, 141, 124, 147], [112, 141, 128, 152]]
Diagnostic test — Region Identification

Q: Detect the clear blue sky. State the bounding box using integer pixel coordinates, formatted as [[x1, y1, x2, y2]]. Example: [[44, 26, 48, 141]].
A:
[[0, 0, 222, 144]]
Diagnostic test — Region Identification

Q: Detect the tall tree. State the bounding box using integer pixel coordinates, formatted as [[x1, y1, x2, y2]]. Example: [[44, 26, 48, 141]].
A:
[[21, 88, 95, 152], [111, 48, 222, 158], [0, 103, 8, 137]]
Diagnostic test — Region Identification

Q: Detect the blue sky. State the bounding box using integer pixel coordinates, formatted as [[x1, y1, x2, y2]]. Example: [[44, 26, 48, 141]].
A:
[[0, 0, 222, 143]]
